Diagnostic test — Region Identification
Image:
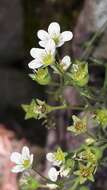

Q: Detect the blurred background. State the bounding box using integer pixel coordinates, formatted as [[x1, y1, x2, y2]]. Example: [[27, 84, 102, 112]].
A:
[[0, 0, 107, 189]]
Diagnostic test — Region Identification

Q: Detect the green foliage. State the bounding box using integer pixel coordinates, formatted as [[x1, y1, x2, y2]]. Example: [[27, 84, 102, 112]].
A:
[[20, 176, 40, 190]]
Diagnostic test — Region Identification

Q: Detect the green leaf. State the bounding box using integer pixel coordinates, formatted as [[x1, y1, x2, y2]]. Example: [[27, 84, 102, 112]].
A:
[[22, 100, 37, 119]]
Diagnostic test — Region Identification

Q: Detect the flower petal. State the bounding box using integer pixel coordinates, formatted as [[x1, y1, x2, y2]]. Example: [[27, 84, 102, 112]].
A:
[[61, 56, 71, 70], [11, 165, 25, 173], [60, 166, 70, 177], [10, 152, 22, 164], [46, 183, 58, 189], [22, 146, 30, 160], [28, 59, 43, 69], [46, 153, 55, 162], [48, 167, 59, 182], [30, 48, 45, 59], [56, 40, 64, 47], [45, 39, 55, 55], [48, 22, 60, 36], [72, 115, 81, 124], [61, 31, 73, 42], [62, 56, 71, 65], [37, 30, 50, 41], [39, 40, 48, 48], [30, 154, 34, 165]]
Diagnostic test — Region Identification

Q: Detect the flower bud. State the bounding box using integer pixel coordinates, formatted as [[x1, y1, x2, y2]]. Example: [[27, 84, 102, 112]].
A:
[[95, 109, 107, 127], [71, 60, 89, 87], [29, 68, 51, 85], [85, 138, 95, 145]]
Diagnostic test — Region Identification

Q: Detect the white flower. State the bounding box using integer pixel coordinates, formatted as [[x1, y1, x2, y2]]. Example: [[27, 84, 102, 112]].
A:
[[37, 22, 73, 48], [10, 146, 33, 173], [28, 39, 55, 70], [46, 152, 62, 166], [46, 183, 58, 189], [60, 56, 71, 71], [48, 167, 59, 182]]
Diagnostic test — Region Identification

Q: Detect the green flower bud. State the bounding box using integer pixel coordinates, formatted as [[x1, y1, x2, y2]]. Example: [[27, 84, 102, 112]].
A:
[[71, 60, 89, 87], [95, 109, 107, 127], [29, 68, 51, 85], [22, 99, 53, 120]]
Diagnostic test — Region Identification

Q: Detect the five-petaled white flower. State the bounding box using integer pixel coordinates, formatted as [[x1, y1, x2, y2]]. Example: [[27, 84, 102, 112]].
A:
[[28, 39, 55, 70], [37, 22, 73, 48], [60, 56, 71, 71], [46, 152, 62, 166], [10, 146, 33, 173]]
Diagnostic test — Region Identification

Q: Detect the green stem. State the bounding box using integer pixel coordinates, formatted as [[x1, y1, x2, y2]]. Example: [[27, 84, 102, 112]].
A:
[[51, 105, 85, 111], [33, 169, 48, 181], [33, 169, 56, 184], [89, 57, 105, 66]]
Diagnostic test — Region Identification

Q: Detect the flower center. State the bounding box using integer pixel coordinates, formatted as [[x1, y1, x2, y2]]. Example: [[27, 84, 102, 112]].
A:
[[23, 159, 30, 168], [52, 36, 60, 45], [75, 121, 86, 132], [43, 54, 54, 65], [80, 167, 92, 178]]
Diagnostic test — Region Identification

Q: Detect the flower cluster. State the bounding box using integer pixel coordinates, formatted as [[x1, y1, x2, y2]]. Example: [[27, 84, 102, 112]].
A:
[[10, 22, 107, 190], [73, 145, 103, 184], [46, 147, 71, 182], [28, 22, 73, 72]]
